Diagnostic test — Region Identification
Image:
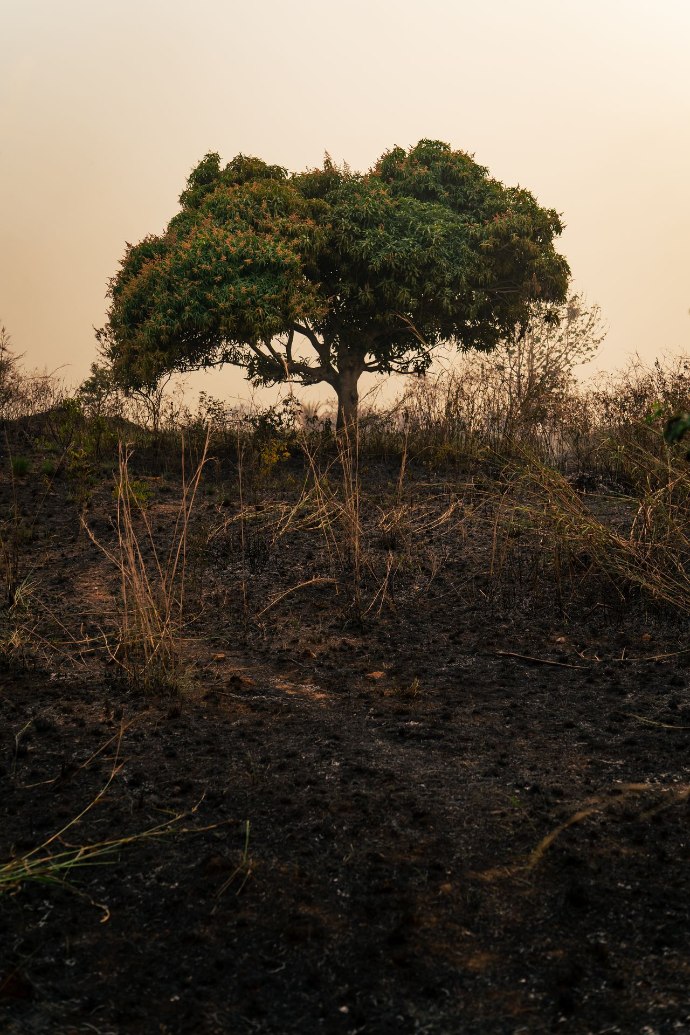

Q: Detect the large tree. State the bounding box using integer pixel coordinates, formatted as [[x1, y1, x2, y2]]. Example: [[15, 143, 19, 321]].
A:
[[99, 140, 570, 429]]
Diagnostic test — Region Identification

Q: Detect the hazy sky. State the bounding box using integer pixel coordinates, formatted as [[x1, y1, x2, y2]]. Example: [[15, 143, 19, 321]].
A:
[[2, 0, 689, 404]]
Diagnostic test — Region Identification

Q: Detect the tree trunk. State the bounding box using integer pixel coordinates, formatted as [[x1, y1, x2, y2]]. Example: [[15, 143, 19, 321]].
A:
[[335, 365, 361, 435]]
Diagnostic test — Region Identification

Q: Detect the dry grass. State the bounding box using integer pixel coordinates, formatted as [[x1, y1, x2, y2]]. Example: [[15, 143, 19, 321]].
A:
[[487, 445, 690, 614], [3, 348, 690, 674], [85, 436, 209, 691]]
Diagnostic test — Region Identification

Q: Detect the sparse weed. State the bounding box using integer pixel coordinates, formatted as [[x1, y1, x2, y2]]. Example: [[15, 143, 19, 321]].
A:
[[2, 727, 222, 914], [65, 445, 97, 509], [396, 676, 423, 701]]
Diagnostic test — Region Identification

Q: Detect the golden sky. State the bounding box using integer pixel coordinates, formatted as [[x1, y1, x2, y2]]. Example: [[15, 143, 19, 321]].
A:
[[2, 0, 689, 403]]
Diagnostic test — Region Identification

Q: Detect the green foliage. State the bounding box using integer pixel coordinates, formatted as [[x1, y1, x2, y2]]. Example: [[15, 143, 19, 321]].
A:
[[0, 324, 24, 418], [11, 456, 30, 477], [65, 446, 96, 509], [46, 397, 85, 452], [664, 414, 690, 445], [259, 438, 291, 474], [245, 397, 301, 440], [100, 140, 569, 425], [113, 478, 155, 509], [79, 361, 118, 411]]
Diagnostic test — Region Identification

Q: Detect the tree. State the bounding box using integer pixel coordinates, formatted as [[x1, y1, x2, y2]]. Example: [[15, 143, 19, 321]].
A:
[[99, 140, 570, 430], [0, 324, 24, 420], [79, 361, 182, 434], [487, 293, 605, 428]]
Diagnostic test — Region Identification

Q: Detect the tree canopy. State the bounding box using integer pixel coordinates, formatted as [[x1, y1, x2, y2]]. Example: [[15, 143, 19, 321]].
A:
[[99, 140, 570, 427]]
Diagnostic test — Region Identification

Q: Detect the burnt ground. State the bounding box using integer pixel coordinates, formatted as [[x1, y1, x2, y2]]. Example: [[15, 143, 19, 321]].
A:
[[1, 443, 689, 1034]]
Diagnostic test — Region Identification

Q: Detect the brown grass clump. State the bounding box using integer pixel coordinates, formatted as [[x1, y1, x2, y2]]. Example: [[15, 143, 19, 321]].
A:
[[85, 437, 209, 692], [490, 446, 690, 615]]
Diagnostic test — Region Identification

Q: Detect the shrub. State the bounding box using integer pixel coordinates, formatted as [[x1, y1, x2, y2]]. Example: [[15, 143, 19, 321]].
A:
[[10, 456, 30, 477]]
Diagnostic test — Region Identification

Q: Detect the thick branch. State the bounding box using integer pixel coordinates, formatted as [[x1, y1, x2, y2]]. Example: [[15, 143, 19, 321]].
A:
[[263, 336, 290, 379], [292, 322, 322, 352], [247, 336, 331, 387], [246, 340, 284, 376], [284, 328, 296, 366], [293, 323, 337, 381]]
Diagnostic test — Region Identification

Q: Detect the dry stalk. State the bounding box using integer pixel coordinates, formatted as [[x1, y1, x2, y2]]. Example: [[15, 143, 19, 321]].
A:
[[84, 435, 209, 691], [478, 782, 690, 883], [295, 428, 467, 621]]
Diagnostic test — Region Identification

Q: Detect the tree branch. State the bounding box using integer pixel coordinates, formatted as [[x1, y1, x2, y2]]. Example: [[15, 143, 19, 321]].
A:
[[293, 323, 321, 351], [289, 324, 337, 384], [284, 328, 296, 366], [393, 312, 432, 349], [245, 334, 330, 387], [263, 336, 290, 379], [246, 341, 285, 378]]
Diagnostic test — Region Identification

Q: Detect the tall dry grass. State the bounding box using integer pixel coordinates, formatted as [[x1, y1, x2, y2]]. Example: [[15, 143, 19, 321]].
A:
[[85, 437, 209, 691], [488, 446, 690, 616]]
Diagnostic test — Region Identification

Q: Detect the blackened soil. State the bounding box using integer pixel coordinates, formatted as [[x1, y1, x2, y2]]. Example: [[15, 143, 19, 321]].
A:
[[1, 453, 689, 1034]]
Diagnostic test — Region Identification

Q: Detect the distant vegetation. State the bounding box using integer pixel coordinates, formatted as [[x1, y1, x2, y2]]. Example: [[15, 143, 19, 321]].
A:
[[2, 304, 690, 682]]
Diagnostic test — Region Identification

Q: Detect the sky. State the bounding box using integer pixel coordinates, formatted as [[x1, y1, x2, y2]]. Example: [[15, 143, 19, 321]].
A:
[[1, 0, 689, 408]]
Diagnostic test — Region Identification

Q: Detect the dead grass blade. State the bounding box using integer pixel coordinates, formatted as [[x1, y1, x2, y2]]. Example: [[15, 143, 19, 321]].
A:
[[1, 723, 224, 919]]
